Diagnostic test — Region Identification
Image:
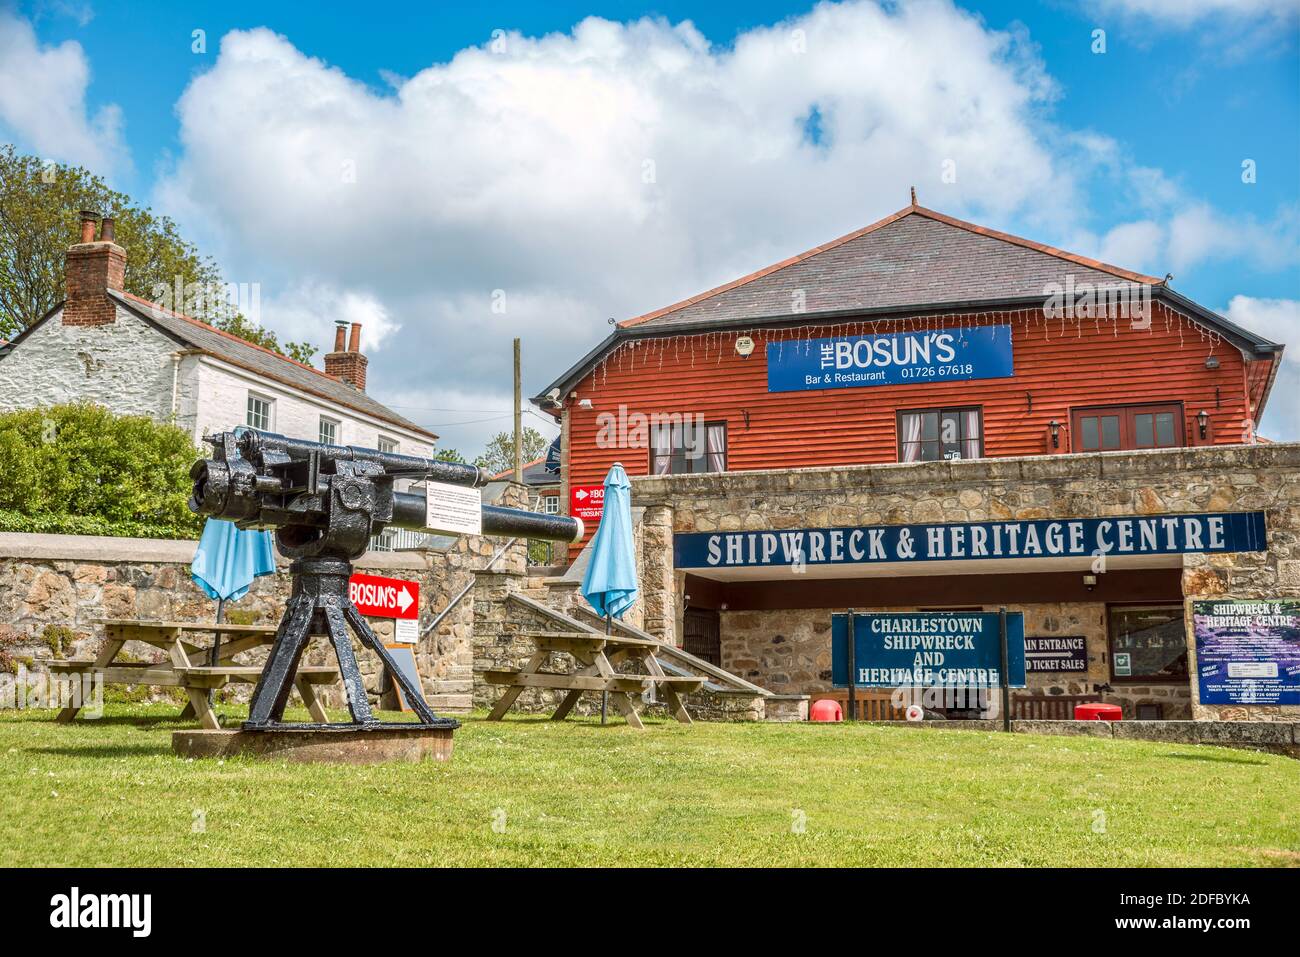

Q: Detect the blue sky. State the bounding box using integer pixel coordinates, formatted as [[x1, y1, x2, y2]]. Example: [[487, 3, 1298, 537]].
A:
[[3, 0, 1298, 450]]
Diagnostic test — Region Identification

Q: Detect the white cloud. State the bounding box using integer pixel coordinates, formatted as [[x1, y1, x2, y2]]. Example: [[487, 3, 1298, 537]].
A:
[[150, 2, 1298, 456], [155, 3, 1078, 455], [1224, 295, 1300, 441], [258, 282, 399, 352], [0, 8, 126, 174], [1089, 0, 1300, 28]]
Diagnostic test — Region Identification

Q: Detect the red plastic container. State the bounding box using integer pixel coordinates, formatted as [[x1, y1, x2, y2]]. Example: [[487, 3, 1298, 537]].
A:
[[1075, 702, 1123, 721], [810, 699, 843, 722]]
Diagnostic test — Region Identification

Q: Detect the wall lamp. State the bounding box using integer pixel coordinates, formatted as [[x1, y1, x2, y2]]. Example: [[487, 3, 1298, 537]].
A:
[[1048, 419, 1061, 450], [1197, 409, 1209, 440], [1082, 573, 1097, 591]]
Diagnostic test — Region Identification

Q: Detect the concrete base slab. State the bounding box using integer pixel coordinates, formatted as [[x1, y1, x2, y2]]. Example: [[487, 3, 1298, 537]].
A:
[[173, 725, 456, 764]]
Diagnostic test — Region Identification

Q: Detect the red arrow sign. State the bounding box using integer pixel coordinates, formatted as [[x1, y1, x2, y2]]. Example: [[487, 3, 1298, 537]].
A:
[[348, 573, 419, 620], [570, 484, 605, 523]]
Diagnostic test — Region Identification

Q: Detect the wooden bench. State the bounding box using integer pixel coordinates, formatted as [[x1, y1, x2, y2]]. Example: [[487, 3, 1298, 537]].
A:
[[486, 630, 704, 729], [1011, 693, 1101, 720], [43, 619, 339, 729]]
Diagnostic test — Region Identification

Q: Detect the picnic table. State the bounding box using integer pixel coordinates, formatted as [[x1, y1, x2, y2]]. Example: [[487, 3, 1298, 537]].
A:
[[484, 631, 705, 729], [40, 619, 338, 730]]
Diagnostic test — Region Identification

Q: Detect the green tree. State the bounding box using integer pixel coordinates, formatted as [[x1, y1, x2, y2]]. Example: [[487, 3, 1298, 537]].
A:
[[475, 427, 548, 476], [0, 145, 316, 363], [433, 447, 467, 464]]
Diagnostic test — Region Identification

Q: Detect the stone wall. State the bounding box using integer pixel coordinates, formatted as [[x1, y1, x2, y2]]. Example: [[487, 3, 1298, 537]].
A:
[[0, 504, 527, 714], [633, 443, 1300, 721]]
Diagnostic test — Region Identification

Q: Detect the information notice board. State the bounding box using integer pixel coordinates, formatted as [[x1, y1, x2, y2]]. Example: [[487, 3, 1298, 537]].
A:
[[1193, 599, 1300, 706]]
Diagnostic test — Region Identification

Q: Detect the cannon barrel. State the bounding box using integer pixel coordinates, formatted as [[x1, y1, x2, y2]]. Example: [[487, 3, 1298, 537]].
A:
[[237, 429, 489, 488], [391, 493, 583, 542]]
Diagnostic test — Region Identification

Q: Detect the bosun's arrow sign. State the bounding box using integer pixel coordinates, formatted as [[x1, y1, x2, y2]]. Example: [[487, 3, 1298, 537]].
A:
[[348, 572, 419, 620]]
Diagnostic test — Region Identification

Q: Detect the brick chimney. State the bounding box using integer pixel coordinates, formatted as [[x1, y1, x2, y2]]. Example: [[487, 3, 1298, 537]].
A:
[[324, 320, 368, 391], [63, 211, 126, 326]]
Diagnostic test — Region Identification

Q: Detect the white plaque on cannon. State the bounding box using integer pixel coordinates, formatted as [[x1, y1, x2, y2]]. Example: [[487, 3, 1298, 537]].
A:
[[424, 481, 482, 536]]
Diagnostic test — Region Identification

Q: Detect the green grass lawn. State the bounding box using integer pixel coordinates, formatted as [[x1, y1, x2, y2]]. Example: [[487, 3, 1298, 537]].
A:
[[1, 704, 1297, 867]]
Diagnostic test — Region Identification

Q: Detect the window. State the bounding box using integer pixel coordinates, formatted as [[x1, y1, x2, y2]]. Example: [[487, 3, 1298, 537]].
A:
[[319, 417, 338, 446], [541, 494, 560, 515], [897, 407, 982, 462], [377, 436, 399, 454], [1072, 403, 1184, 452], [246, 394, 272, 431], [1108, 605, 1187, 682], [650, 420, 726, 474]]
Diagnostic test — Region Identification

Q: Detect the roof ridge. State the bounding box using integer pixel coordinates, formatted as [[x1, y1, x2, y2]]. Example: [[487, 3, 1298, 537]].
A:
[[110, 290, 438, 441], [116, 290, 336, 381], [619, 204, 1162, 329]]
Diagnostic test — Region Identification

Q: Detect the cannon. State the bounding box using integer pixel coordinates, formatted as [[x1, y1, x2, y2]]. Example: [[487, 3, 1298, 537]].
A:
[[189, 429, 583, 731]]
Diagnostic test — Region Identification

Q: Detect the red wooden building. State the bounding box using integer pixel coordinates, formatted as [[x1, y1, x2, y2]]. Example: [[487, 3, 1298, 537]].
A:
[[539, 202, 1281, 535], [531, 202, 1288, 720]]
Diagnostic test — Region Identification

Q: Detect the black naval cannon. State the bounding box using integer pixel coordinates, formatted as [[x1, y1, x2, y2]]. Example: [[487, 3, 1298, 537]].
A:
[[189, 429, 583, 731]]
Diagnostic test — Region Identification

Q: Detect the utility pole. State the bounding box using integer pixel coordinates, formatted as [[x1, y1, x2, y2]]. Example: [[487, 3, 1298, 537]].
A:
[[513, 337, 523, 486]]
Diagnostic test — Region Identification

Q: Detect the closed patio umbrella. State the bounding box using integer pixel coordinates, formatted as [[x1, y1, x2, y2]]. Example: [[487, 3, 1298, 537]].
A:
[[580, 463, 639, 723], [190, 518, 277, 705]]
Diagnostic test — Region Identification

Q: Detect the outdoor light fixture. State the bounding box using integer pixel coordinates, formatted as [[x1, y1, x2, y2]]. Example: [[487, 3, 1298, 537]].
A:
[[1204, 356, 1220, 370], [1048, 419, 1061, 449], [1197, 409, 1209, 439], [578, 398, 594, 410], [1083, 573, 1098, 591]]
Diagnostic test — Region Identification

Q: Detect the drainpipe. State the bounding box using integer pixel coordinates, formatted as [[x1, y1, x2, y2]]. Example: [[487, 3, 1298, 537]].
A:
[[169, 352, 182, 421]]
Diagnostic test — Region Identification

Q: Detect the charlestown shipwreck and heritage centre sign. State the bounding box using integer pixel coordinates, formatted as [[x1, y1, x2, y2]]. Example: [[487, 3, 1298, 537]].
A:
[[832, 612, 1027, 689], [674, 511, 1268, 570]]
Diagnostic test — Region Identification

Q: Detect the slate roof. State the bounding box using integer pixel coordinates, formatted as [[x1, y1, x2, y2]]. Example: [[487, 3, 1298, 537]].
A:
[[111, 290, 436, 440], [493, 456, 559, 487], [534, 203, 1282, 405], [622, 205, 1161, 330]]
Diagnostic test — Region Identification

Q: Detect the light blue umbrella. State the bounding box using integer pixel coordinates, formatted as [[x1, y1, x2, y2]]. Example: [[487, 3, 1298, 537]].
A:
[[191, 518, 277, 683], [580, 463, 638, 722]]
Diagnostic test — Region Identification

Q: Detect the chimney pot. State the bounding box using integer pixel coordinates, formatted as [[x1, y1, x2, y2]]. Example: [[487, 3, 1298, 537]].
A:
[[100, 216, 115, 243], [348, 322, 362, 353], [64, 211, 125, 327], [78, 210, 99, 244], [332, 320, 348, 353]]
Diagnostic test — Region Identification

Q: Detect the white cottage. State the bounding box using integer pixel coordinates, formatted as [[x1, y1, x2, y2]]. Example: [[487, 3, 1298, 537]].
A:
[[0, 212, 437, 458]]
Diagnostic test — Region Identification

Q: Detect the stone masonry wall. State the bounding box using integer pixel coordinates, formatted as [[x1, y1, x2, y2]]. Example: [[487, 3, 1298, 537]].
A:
[[0, 507, 527, 714], [633, 444, 1300, 721]]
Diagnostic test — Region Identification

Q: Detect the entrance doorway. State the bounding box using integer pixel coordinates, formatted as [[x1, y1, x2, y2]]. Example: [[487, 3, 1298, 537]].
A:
[[683, 607, 721, 665]]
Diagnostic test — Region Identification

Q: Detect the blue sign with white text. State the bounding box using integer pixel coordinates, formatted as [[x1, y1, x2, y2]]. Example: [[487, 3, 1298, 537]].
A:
[[766, 323, 1014, 392], [832, 612, 1026, 688], [674, 511, 1267, 570]]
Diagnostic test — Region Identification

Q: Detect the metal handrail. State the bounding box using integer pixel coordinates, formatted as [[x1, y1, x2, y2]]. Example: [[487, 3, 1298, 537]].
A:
[[419, 538, 517, 638]]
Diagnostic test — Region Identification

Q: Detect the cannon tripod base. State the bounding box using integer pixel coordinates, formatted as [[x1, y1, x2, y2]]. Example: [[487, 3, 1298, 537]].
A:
[[244, 556, 459, 732], [174, 725, 455, 764]]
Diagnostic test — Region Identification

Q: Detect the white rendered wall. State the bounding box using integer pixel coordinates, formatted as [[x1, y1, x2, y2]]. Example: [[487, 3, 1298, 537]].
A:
[[0, 305, 176, 419], [188, 356, 435, 456]]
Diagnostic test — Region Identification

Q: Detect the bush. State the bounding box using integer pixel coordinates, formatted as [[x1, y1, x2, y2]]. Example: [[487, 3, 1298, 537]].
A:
[[0, 404, 202, 539]]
